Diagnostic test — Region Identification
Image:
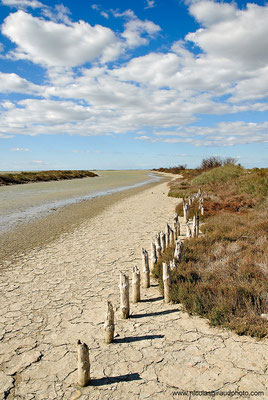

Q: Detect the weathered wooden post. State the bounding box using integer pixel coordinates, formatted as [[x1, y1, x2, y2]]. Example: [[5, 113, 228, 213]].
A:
[[174, 220, 180, 240], [183, 203, 190, 223], [186, 203, 190, 222], [119, 272, 130, 319], [174, 239, 183, 261], [104, 301, 115, 344], [162, 262, 171, 303], [132, 265, 140, 303], [195, 214, 199, 237], [77, 340, 90, 387], [166, 223, 171, 247], [170, 227, 175, 245], [155, 233, 162, 258], [192, 214, 196, 238], [200, 206, 204, 216], [166, 224, 175, 246], [186, 222, 192, 238], [150, 242, 157, 271], [142, 248, 150, 288], [160, 231, 166, 252], [174, 213, 179, 240], [170, 259, 176, 270]]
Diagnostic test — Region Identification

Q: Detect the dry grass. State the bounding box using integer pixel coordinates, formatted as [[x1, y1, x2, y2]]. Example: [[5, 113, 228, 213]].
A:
[[0, 170, 98, 186], [153, 165, 268, 338]]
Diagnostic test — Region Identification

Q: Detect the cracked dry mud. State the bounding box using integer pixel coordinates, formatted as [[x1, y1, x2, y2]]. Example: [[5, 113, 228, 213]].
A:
[[0, 182, 267, 400]]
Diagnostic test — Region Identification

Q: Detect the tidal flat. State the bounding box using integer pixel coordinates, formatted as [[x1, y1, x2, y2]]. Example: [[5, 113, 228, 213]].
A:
[[0, 170, 164, 264]]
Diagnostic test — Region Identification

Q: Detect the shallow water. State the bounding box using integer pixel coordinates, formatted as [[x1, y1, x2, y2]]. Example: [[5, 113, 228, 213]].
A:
[[0, 170, 161, 232]]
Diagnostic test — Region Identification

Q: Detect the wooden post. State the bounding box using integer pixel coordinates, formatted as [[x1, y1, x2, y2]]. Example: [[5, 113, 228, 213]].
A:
[[186, 204, 190, 222], [183, 204, 187, 223], [162, 262, 171, 303], [151, 241, 157, 260], [77, 340, 90, 387], [200, 206, 204, 216], [192, 214, 196, 238], [183, 204, 190, 223], [104, 301, 115, 344], [170, 259, 176, 270], [195, 214, 199, 237], [174, 213, 179, 240], [142, 248, 150, 288], [174, 240, 183, 261], [150, 242, 157, 271], [155, 233, 162, 257], [174, 220, 180, 240], [160, 231, 166, 252], [166, 223, 170, 247], [186, 222, 191, 238], [119, 272, 129, 319], [170, 227, 175, 245], [132, 265, 140, 303]]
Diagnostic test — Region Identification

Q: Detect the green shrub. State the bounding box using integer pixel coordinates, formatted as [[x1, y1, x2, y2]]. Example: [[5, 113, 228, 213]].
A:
[[192, 165, 245, 186]]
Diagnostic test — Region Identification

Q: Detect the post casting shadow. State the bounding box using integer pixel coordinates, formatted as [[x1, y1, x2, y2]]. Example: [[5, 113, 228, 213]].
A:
[[140, 296, 163, 303], [131, 309, 178, 319], [90, 373, 141, 386], [114, 334, 164, 344]]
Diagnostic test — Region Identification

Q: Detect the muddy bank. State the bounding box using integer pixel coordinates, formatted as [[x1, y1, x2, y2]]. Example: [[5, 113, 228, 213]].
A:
[[0, 178, 167, 266]]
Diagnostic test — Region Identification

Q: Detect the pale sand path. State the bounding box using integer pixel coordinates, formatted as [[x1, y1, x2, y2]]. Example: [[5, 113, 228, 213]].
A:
[[0, 181, 267, 399]]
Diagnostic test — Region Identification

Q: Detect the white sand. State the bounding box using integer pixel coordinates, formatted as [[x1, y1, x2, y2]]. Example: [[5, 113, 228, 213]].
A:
[[0, 181, 267, 399]]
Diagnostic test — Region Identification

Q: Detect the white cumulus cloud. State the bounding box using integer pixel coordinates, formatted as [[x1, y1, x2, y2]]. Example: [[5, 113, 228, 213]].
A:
[[0, 72, 40, 94], [187, 2, 268, 70], [2, 10, 123, 66], [0, 1, 268, 149], [122, 16, 161, 48]]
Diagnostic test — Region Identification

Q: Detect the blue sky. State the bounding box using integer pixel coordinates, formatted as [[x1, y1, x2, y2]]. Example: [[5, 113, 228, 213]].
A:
[[0, 0, 267, 170]]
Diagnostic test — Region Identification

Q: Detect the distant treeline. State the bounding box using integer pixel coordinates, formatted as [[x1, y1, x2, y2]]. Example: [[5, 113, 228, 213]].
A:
[[0, 170, 98, 186], [153, 156, 240, 174], [152, 164, 187, 174]]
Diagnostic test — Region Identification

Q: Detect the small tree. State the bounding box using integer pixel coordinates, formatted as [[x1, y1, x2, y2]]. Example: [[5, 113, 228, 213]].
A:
[[199, 156, 238, 170], [199, 156, 222, 170]]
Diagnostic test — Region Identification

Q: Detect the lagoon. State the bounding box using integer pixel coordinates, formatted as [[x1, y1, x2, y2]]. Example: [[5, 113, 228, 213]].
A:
[[0, 170, 161, 233]]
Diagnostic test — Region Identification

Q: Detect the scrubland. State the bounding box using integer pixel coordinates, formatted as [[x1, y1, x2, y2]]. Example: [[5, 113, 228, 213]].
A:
[[154, 161, 268, 338]]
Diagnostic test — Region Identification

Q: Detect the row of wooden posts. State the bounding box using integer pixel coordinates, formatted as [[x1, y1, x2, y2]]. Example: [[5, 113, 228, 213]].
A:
[[77, 189, 204, 387]]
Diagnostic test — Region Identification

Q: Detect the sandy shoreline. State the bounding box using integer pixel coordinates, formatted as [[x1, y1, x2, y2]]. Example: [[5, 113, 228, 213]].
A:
[[0, 176, 169, 266], [0, 179, 267, 399]]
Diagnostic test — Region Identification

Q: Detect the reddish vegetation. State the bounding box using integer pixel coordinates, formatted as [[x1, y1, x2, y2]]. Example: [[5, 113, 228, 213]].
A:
[[203, 194, 256, 216]]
